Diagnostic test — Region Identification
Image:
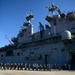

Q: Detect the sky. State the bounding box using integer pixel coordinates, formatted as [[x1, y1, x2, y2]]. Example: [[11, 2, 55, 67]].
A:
[[0, 0, 75, 47]]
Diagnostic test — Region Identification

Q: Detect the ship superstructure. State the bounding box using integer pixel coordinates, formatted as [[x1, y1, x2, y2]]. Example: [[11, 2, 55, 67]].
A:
[[0, 3, 75, 70]]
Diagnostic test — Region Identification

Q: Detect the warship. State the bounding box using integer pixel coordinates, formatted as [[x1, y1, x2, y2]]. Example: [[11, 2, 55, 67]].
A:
[[0, 3, 75, 70]]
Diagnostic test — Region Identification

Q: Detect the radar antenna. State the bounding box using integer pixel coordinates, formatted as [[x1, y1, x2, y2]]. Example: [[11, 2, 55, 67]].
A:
[[46, 3, 61, 15], [26, 9, 34, 22]]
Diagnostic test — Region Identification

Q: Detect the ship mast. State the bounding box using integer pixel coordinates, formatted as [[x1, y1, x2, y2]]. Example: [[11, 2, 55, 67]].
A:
[[25, 9, 34, 23], [46, 3, 61, 16], [23, 9, 34, 35], [46, 3, 61, 36], [23, 9, 34, 28]]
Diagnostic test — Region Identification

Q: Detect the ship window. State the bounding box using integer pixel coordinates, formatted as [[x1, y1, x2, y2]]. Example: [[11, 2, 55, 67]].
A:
[[17, 52, 20, 56], [6, 51, 13, 56]]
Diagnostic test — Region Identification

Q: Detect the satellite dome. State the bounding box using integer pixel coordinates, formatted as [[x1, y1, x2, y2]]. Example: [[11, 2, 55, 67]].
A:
[[62, 30, 71, 40]]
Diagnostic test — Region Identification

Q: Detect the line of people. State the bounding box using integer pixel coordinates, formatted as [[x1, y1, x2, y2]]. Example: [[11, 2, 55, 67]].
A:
[[0, 63, 71, 70]]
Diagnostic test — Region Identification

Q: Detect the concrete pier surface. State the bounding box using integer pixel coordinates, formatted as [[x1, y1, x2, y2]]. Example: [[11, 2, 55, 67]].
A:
[[0, 70, 75, 75]]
